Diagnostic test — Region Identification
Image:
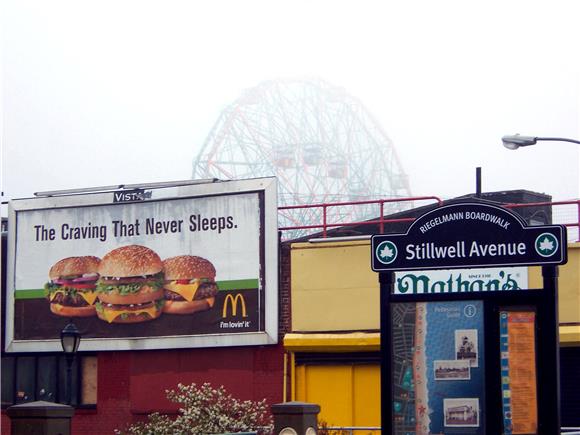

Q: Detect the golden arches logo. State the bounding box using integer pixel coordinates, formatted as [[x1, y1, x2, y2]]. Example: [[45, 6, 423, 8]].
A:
[[222, 293, 247, 318]]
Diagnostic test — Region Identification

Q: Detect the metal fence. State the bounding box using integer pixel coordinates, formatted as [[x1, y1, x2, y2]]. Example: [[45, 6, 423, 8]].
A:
[[279, 197, 580, 242], [318, 427, 380, 434], [505, 199, 580, 242], [278, 196, 442, 239]]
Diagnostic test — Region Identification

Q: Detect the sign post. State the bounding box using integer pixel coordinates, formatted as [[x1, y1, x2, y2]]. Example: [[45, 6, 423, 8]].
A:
[[371, 202, 566, 435]]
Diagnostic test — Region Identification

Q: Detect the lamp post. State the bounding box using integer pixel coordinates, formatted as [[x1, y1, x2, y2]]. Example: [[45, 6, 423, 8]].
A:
[[502, 134, 580, 150], [60, 320, 81, 405]]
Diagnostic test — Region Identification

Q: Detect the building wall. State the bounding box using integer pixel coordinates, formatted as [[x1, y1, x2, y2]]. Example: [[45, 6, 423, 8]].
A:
[[291, 240, 580, 342], [528, 242, 580, 343], [1, 245, 291, 434], [288, 239, 580, 428], [295, 363, 380, 432], [291, 240, 379, 332], [1, 346, 285, 435]]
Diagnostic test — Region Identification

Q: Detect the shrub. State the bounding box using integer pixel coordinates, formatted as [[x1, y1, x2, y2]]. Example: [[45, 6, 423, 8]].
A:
[[317, 420, 351, 435], [115, 382, 274, 435]]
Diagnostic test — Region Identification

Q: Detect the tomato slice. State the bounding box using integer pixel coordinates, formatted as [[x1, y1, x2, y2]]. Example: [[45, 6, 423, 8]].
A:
[[68, 283, 96, 290], [175, 279, 192, 285]]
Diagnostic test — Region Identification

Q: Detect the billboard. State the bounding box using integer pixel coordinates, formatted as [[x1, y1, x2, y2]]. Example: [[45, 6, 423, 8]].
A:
[[5, 177, 278, 352]]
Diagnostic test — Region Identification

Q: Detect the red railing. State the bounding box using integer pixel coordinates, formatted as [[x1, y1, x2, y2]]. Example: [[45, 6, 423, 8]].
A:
[[504, 199, 580, 236], [278, 197, 580, 241], [278, 196, 443, 238]]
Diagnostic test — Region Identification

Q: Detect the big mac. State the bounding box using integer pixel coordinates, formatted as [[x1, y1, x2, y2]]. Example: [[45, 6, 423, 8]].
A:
[[44, 256, 101, 317], [162, 255, 218, 314], [95, 245, 165, 323]]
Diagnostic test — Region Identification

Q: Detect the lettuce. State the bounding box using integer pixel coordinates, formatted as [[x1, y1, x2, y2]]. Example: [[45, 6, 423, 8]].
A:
[[96, 273, 164, 295]]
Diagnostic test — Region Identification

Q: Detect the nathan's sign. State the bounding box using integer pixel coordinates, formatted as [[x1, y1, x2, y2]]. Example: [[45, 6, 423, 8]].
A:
[[372, 202, 567, 272], [5, 178, 278, 353], [395, 267, 527, 294]]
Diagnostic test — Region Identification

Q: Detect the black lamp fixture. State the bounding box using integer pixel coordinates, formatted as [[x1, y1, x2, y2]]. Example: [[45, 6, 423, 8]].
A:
[[60, 320, 81, 405], [502, 134, 580, 150]]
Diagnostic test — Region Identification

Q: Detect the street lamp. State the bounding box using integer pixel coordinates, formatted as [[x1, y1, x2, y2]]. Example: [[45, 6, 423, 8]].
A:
[[502, 134, 580, 150], [60, 320, 81, 405]]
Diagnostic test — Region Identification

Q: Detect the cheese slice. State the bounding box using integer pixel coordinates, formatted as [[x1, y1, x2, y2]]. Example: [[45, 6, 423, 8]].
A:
[[78, 291, 98, 305], [49, 290, 66, 301], [100, 305, 159, 323], [164, 282, 200, 302], [49, 289, 98, 305]]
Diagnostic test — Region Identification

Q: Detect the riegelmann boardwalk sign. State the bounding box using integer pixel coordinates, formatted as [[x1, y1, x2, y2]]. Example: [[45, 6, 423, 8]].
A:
[[371, 202, 567, 272]]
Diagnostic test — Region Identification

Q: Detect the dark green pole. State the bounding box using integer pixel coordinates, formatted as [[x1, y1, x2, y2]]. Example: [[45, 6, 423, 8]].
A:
[[380, 271, 394, 434]]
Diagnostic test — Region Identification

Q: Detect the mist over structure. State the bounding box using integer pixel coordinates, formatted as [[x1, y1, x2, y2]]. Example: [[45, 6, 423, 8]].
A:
[[192, 79, 412, 237]]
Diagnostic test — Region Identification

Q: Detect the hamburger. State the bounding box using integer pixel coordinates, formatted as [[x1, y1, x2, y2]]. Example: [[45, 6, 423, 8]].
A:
[[44, 256, 101, 317], [162, 255, 218, 315], [95, 245, 165, 323]]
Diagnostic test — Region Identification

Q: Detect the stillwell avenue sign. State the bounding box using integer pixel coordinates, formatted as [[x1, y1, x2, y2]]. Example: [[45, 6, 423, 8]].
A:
[[373, 201, 567, 435], [372, 202, 567, 272]]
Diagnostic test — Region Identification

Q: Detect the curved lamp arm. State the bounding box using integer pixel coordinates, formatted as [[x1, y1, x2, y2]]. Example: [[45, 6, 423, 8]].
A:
[[503, 134, 580, 150]]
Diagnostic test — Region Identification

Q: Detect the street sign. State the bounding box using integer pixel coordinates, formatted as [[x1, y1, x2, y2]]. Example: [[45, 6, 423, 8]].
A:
[[371, 202, 567, 272], [374, 201, 565, 434]]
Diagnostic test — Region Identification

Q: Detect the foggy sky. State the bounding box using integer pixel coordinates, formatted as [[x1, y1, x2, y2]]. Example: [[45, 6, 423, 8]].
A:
[[2, 1, 579, 215]]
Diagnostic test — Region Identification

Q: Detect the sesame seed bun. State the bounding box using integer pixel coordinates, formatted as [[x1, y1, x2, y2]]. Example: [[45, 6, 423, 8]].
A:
[[162, 297, 214, 315], [50, 303, 97, 317], [98, 245, 162, 277], [162, 255, 216, 280], [49, 256, 101, 280]]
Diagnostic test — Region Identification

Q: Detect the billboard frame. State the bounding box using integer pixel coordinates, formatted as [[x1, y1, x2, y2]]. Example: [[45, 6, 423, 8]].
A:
[[5, 177, 278, 353]]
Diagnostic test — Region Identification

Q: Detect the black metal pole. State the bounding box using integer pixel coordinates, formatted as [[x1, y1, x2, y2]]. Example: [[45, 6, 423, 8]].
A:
[[540, 265, 561, 434], [380, 271, 394, 434], [476, 167, 482, 198], [65, 355, 74, 405], [60, 318, 81, 406]]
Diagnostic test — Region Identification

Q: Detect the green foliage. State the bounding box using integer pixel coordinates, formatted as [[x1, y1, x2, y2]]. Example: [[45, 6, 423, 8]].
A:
[[115, 382, 273, 435]]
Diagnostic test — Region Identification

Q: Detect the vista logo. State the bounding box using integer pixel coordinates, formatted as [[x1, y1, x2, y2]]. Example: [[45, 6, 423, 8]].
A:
[[112, 189, 152, 203]]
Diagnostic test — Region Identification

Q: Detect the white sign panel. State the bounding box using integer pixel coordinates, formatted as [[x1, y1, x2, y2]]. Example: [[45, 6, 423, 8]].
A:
[[394, 267, 528, 294], [5, 178, 278, 352]]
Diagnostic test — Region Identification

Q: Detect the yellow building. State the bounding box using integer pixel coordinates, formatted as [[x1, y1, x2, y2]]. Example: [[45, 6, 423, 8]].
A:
[[284, 239, 580, 430]]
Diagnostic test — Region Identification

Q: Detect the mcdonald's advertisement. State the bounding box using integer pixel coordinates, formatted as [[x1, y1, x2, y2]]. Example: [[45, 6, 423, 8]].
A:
[[5, 178, 279, 352]]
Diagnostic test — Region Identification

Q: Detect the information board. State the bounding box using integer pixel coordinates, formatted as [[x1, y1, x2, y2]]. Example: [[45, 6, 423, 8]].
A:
[[376, 201, 565, 435], [392, 300, 485, 435], [500, 311, 538, 435]]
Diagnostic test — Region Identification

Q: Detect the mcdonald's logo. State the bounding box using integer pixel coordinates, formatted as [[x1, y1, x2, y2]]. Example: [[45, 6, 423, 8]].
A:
[[222, 293, 248, 318]]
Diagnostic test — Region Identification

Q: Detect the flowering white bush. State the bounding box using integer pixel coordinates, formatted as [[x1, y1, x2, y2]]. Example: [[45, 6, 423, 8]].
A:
[[115, 382, 274, 435]]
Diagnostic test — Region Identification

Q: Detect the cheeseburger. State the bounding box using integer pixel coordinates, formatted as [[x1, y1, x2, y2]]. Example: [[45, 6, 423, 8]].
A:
[[95, 245, 164, 323], [45, 256, 101, 317], [162, 255, 218, 315]]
